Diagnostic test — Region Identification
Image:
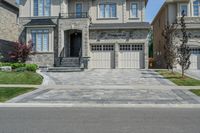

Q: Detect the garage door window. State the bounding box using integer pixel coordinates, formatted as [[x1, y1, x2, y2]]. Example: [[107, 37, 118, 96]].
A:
[[91, 45, 114, 51], [190, 48, 200, 54], [120, 45, 131, 51], [120, 44, 143, 51]]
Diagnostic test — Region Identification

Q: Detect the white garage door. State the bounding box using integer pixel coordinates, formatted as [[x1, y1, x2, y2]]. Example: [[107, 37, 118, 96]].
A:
[[190, 48, 200, 70], [118, 44, 144, 69], [90, 44, 114, 68]]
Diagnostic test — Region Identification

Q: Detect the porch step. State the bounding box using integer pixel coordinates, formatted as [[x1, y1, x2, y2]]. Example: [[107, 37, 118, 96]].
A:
[[60, 57, 80, 67], [47, 67, 83, 72]]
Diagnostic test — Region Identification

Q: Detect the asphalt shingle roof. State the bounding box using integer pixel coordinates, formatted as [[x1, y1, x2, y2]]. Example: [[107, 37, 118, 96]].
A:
[[24, 19, 56, 27]]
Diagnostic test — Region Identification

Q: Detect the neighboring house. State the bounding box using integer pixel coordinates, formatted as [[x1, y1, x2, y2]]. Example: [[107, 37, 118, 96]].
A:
[[152, 0, 200, 70], [0, 0, 19, 41], [0, 0, 19, 62], [19, 0, 150, 70]]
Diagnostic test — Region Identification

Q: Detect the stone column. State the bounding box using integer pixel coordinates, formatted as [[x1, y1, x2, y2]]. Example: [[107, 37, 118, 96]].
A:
[[114, 42, 119, 69], [144, 40, 149, 69]]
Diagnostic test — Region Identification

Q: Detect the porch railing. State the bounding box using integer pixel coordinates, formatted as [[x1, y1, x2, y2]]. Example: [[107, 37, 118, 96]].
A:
[[59, 12, 89, 19]]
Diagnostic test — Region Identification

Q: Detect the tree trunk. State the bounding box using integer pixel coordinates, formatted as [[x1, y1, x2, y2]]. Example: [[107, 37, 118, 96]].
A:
[[182, 66, 184, 78]]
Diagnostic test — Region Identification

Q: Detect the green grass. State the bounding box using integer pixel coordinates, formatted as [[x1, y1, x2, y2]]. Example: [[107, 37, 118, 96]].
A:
[[156, 70, 200, 86], [0, 71, 43, 85], [190, 90, 200, 96], [0, 87, 36, 102]]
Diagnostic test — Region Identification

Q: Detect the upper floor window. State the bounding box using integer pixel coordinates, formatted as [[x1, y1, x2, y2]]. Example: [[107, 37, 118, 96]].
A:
[[31, 29, 49, 52], [193, 0, 200, 16], [33, 0, 51, 16], [99, 3, 117, 18], [130, 3, 138, 18], [180, 4, 188, 16], [76, 3, 83, 18]]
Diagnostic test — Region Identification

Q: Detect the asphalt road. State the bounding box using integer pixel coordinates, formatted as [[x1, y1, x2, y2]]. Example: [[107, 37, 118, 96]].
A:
[[0, 108, 200, 133]]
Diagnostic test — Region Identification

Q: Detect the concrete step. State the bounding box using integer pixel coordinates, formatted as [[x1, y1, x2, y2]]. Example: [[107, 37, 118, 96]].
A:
[[59, 64, 80, 67], [61, 58, 79, 62], [60, 57, 80, 67], [47, 67, 83, 72]]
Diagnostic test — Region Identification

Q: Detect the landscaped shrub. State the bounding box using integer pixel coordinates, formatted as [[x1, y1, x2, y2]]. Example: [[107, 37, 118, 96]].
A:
[[0, 62, 25, 69], [0, 62, 38, 72], [14, 67, 27, 72], [11, 63, 26, 69], [25, 64, 38, 72], [8, 41, 33, 63]]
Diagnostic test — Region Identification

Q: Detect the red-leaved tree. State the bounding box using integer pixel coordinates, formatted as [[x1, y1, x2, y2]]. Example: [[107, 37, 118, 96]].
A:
[[9, 40, 33, 63]]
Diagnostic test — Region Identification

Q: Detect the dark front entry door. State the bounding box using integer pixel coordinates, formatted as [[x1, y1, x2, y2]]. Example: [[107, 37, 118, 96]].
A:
[[70, 32, 82, 57]]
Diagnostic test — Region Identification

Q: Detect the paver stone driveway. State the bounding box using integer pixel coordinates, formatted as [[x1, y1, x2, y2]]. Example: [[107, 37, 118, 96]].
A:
[[43, 69, 174, 86]]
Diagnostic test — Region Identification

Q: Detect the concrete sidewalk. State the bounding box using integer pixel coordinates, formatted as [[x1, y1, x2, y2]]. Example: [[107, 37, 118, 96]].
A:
[[1, 84, 200, 90]]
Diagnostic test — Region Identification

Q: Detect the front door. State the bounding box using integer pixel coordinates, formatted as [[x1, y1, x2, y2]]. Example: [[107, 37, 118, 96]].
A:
[[70, 32, 82, 57]]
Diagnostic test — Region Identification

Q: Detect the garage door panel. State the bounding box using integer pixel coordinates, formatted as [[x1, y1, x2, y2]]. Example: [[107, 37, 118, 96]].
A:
[[90, 45, 114, 69], [119, 44, 144, 69], [190, 54, 200, 70], [189, 48, 200, 70]]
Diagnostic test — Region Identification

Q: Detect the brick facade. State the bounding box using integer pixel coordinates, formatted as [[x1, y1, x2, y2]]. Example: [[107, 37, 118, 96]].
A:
[[0, 1, 18, 41]]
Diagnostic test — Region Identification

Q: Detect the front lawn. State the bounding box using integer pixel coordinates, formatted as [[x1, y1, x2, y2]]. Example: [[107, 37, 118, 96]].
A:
[[0, 71, 43, 85], [190, 90, 200, 96], [0, 87, 36, 102], [156, 70, 200, 86]]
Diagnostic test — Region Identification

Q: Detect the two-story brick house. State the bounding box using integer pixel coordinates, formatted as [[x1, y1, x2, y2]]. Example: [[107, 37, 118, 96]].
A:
[[152, 0, 200, 70], [19, 0, 150, 70]]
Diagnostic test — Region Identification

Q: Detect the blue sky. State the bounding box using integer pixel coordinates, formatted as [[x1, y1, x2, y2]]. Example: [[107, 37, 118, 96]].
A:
[[146, 0, 165, 22]]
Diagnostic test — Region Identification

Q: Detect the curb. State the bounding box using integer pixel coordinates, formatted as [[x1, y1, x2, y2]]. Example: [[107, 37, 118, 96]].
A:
[[1, 103, 200, 108]]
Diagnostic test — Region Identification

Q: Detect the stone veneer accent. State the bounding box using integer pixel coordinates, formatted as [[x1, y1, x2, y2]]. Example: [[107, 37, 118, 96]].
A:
[[19, 17, 58, 67], [19, 17, 149, 68], [89, 29, 149, 69], [26, 53, 54, 66], [57, 18, 90, 58]]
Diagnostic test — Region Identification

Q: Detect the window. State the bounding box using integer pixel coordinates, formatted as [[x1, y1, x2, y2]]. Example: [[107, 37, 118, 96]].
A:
[[180, 4, 188, 16], [76, 3, 82, 18], [31, 30, 49, 52], [130, 3, 138, 18], [33, 0, 51, 16], [193, 0, 200, 16], [99, 3, 116, 18]]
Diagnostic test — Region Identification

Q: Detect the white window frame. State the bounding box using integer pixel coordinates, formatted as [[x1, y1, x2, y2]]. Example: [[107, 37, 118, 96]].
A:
[[31, 0, 52, 17], [192, 0, 200, 17], [26, 28, 54, 53], [130, 2, 139, 18], [180, 3, 188, 16], [98, 3, 117, 19]]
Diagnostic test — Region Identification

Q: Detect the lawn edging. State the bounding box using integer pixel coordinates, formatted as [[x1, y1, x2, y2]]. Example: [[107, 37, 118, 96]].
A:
[[36, 70, 56, 85], [156, 70, 200, 86]]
